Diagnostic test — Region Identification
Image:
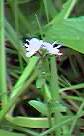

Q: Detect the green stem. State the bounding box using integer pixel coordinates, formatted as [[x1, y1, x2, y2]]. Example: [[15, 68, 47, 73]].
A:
[[63, 0, 77, 19], [35, 14, 43, 38], [50, 56, 59, 101], [47, 102, 52, 128], [43, 0, 49, 23], [50, 56, 61, 136], [14, 0, 19, 33], [18, 53, 24, 72], [0, 0, 8, 109], [60, 82, 84, 92]]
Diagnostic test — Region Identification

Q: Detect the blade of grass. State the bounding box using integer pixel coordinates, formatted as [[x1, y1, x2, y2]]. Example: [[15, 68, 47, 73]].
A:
[[0, 128, 26, 136], [60, 83, 84, 92], [70, 101, 84, 134], [63, 0, 77, 19], [35, 14, 43, 38], [0, 70, 37, 121], [14, 0, 19, 33], [5, 0, 31, 5], [51, 0, 77, 24], [0, 0, 8, 109], [11, 56, 39, 99], [15, 127, 40, 136], [39, 116, 74, 136], [7, 0, 32, 34], [5, 19, 27, 62], [43, 0, 49, 22], [13, 0, 24, 72], [0, 56, 39, 120], [62, 95, 84, 102], [6, 111, 84, 129], [39, 111, 84, 136]]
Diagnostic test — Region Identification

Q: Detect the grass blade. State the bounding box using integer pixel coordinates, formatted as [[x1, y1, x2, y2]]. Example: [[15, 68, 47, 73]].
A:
[[0, 0, 8, 109]]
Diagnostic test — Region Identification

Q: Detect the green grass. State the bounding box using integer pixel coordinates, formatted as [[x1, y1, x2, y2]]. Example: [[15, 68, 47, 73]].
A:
[[0, 0, 84, 136], [0, 0, 8, 110]]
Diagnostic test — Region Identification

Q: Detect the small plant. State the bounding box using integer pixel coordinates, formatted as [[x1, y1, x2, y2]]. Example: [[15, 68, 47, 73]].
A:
[[0, 0, 84, 136]]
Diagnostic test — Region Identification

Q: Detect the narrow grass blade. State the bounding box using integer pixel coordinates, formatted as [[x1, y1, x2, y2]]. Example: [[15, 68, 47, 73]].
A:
[[0, 67, 37, 120], [11, 56, 39, 99], [39, 117, 74, 136], [70, 101, 84, 134], [43, 0, 49, 22], [0, 129, 26, 136], [60, 83, 84, 92], [51, 0, 77, 24], [0, 0, 8, 109]]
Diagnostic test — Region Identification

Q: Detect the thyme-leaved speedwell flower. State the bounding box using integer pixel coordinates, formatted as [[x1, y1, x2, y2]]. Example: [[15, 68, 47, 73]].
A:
[[23, 38, 63, 57]]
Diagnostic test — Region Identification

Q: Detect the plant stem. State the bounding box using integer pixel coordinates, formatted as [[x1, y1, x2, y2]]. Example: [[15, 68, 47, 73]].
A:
[[0, 0, 8, 109], [47, 102, 52, 128], [64, 0, 77, 19], [50, 56, 59, 101], [50, 56, 61, 136]]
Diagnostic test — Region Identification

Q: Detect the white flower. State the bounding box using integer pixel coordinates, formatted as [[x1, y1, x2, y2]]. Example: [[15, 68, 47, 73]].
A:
[[25, 38, 43, 57], [48, 47, 63, 56], [42, 41, 63, 56], [23, 38, 63, 57]]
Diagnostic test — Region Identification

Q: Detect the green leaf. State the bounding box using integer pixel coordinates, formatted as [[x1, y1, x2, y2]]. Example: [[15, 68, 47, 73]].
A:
[[44, 16, 84, 54], [49, 102, 67, 113], [29, 100, 66, 115], [29, 100, 48, 115], [36, 76, 44, 88], [51, 0, 77, 23], [0, 129, 25, 136]]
